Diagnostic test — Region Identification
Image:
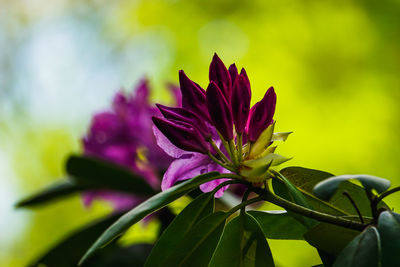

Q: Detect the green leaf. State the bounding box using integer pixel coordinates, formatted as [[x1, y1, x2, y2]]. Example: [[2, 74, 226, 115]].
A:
[[303, 223, 360, 255], [317, 249, 336, 267], [249, 122, 275, 158], [79, 171, 220, 265], [313, 175, 391, 201], [271, 132, 292, 142], [333, 226, 381, 267], [272, 173, 317, 228], [248, 210, 308, 240], [209, 212, 275, 267], [279, 167, 386, 217], [145, 193, 215, 267], [377, 211, 400, 267], [66, 155, 155, 196], [165, 211, 229, 267], [16, 180, 85, 208], [29, 213, 122, 267]]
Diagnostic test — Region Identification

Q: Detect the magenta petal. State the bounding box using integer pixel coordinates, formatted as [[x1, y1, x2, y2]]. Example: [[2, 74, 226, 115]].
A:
[[161, 153, 210, 191], [152, 117, 210, 154], [209, 53, 232, 99], [232, 74, 251, 134], [248, 87, 276, 142], [199, 178, 230, 198], [199, 161, 231, 197], [156, 104, 211, 139], [228, 63, 238, 85], [179, 70, 209, 121], [206, 82, 234, 140], [152, 125, 187, 158]]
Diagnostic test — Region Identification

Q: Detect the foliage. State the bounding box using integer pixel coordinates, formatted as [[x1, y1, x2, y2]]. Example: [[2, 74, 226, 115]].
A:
[[17, 156, 400, 266]]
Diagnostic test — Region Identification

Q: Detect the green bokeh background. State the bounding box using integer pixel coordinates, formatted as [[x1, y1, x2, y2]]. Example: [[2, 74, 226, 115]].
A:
[[1, 0, 399, 266]]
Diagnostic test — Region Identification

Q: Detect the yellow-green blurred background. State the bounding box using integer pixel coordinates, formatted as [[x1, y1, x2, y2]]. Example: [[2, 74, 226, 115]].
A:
[[1, 0, 399, 266]]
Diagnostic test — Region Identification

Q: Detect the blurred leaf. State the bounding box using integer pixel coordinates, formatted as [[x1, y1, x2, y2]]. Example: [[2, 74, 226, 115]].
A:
[[313, 175, 391, 201], [145, 193, 214, 267], [29, 213, 122, 267], [16, 180, 86, 208], [279, 167, 386, 217], [165, 211, 228, 267], [210, 212, 275, 267], [377, 211, 400, 267], [86, 244, 153, 267], [333, 227, 381, 267], [303, 223, 360, 255], [79, 171, 220, 265], [66, 155, 155, 195], [248, 210, 308, 240]]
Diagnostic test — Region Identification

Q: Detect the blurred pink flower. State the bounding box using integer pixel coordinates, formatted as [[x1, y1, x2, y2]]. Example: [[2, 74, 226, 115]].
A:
[[82, 79, 178, 211]]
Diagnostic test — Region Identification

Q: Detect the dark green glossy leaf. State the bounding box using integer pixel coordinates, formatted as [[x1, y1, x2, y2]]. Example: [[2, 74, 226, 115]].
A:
[[66, 155, 155, 196], [272, 175, 317, 228], [165, 211, 228, 267], [209, 212, 274, 267], [377, 211, 400, 267], [79, 172, 220, 265], [279, 167, 386, 217], [248, 210, 308, 240], [313, 175, 391, 201], [317, 249, 336, 267], [29, 213, 122, 267], [333, 226, 381, 267], [145, 193, 215, 267], [304, 223, 360, 255], [16, 180, 86, 208]]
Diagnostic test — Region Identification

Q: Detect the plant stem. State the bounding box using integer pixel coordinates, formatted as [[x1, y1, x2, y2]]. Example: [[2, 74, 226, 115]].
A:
[[376, 186, 400, 203], [207, 152, 236, 173], [227, 196, 264, 216], [365, 189, 379, 222], [209, 139, 230, 163], [211, 179, 243, 194], [240, 189, 251, 214], [342, 191, 364, 224], [254, 188, 365, 231], [228, 139, 239, 166], [216, 131, 235, 160], [237, 133, 243, 163]]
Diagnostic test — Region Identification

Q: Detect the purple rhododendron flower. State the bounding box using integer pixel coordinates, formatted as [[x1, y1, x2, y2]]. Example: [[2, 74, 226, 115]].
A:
[[153, 54, 291, 196], [82, 79, 178, 210]]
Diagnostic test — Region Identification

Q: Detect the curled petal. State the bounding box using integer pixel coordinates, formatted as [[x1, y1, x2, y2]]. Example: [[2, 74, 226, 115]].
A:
[[206, 82, 234, 141], [152, 117, 210, 154], [179, 70, 209, 121], [247, 87, 276, 142], [232, 73, 251, 134], [209, 53, 232, 99]]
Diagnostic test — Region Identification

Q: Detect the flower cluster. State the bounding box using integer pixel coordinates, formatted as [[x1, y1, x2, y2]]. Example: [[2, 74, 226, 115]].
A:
[[153, 54, 291, 197], [82, 79, 179, 210]]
